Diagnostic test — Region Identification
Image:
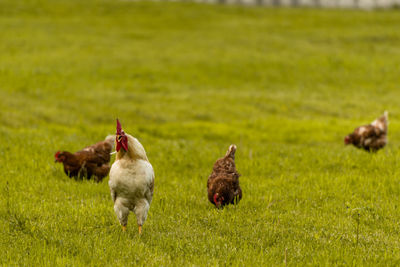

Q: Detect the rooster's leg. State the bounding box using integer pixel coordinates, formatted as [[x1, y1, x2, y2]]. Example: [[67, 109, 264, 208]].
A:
[[114, 199, 129, 232], [134, 200, 149, 235]]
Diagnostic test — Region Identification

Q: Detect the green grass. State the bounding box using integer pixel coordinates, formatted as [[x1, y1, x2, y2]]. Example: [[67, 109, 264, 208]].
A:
[[1, 0, 400, 265]]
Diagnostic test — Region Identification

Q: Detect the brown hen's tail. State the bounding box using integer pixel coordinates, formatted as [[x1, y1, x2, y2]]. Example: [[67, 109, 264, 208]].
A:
[[382, 111, 389, 131], [371, 111, 389, 133], [104, 135, 116, 149], [382, 111, 389, 124], [225, 144, 237, 159], [378, 111, 389, 124]]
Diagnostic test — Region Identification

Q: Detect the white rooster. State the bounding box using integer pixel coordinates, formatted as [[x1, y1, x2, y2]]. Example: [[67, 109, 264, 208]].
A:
[[109, 119, 155, 234]]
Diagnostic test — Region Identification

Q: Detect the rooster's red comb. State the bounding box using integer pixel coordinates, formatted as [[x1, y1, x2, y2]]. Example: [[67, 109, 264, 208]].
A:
[[54, 151, 61, 158], [116, 119, 122, 135]]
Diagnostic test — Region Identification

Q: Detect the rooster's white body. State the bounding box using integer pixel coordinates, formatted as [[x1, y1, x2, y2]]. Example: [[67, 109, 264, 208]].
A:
[[109, 134, 154, 232]]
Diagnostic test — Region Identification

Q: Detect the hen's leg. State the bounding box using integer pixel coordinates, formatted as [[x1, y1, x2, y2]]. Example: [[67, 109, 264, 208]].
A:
[[114, 199, 129, 231], [134, 200, 150, 234]]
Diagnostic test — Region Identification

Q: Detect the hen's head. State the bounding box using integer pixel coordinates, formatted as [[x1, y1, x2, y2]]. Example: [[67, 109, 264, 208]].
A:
[[54, 151, 65, 163], [116, 119, 128, 152], [213, 193, 224, 208]]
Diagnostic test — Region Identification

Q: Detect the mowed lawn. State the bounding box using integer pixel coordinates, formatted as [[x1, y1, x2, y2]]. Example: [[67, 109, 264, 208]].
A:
[[1, 0, 400, 265]]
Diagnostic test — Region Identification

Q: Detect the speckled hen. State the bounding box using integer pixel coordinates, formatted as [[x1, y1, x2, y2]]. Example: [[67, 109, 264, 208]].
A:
[[345, 111, 388, 152]]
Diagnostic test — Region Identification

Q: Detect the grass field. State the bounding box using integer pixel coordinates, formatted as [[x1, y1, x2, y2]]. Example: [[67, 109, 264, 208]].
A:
[[2, 0, 400, 265]]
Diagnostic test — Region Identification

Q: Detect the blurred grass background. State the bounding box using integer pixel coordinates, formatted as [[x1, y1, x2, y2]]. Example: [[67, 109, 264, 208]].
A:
[[1, 0, 400, 265]]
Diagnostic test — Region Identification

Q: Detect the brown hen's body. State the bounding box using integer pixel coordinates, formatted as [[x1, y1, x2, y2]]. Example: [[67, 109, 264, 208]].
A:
[[207, 145, 242, 208], [345, 111, 388, 152], [55, 135, 114, 182]]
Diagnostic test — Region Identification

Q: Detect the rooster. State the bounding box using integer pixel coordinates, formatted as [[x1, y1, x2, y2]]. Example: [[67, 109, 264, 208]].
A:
[[109, 119, 154, 234], [54, 135, 114, 182], [207, 144, 242, 208], [345, 111, 388, 152]]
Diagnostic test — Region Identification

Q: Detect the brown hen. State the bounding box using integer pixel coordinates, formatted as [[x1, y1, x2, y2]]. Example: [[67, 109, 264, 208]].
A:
[[345, 111, 388, 152], [55, 135, 114, 182], [207, 145, 242, 208]]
